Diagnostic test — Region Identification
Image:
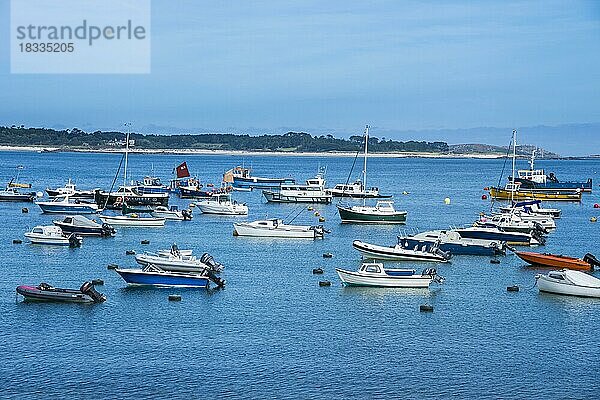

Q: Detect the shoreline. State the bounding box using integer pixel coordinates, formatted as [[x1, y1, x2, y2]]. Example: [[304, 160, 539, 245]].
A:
[[0, 145, 512, 159]]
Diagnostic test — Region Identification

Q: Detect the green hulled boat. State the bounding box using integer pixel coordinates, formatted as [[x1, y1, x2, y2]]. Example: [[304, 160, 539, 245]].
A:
[[337, 201, 407, 224]]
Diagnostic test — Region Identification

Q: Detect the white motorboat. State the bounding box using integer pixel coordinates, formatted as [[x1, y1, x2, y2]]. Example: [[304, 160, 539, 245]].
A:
[[476, 212, 553, 233], [196, 193, 248, 215], [536, 269, 600, 298], [150, 205, 192, 220], [24, 225, 83, 246], [53, 215, 115, 237], [499, 200, 561, 219], [336, 262, 443, 288], [352, 240, 451, 262], [233, 219, 327, 239], [135, 249, 223, 273], [98, 214, 166, 227], [35, 195, 99, 214], [262, 170, 333, 204]]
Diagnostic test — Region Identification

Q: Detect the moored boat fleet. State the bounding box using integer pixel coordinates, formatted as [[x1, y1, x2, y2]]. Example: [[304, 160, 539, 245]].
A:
[[7, 127, 600, 302]]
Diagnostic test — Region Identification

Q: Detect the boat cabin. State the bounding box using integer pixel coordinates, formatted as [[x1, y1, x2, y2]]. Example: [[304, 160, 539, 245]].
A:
[[517, 169, 547, 184], [30, 225, 64, 236]]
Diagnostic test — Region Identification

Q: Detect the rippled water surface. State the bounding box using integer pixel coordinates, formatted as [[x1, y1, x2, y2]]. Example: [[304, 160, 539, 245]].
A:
[[1, 151, 600, 399]]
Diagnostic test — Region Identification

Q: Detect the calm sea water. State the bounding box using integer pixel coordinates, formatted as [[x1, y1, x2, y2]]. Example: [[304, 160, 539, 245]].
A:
[[1, 151, 600, 399]]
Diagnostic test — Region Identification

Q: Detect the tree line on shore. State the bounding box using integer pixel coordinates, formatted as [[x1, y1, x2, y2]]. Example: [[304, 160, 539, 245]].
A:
[[0, 126, 450, 153]]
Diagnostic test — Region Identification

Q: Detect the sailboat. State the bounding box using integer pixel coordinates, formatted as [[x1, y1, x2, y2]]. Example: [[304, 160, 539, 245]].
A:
[[94, 128, 169, 210], [336, 125, 407, 224]]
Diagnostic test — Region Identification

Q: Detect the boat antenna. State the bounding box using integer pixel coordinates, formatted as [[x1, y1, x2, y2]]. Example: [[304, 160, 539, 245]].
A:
[[362, 125, 369, 207], [123, 123, 131, 187]]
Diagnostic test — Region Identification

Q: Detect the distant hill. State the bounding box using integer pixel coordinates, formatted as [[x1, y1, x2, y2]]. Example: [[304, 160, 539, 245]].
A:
[[449, 143, 560, 158]]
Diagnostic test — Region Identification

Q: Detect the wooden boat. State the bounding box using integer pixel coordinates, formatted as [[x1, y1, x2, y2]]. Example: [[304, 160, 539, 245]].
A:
[[515, 251, 600, 271], [98, 214, 166, 227], [53, 215, 115, 237], [352, 240, 451, 262], [16, 281, 106, 303], [536, 270, 600, 298], [489, 184, 582, 202], [233, 219, 327, 239], [336, 262, 443, 288], [24, 225, 83, 246]]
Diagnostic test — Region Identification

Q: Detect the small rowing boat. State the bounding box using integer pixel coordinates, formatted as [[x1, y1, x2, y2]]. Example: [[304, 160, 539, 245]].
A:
[[515, 251, 600, 271], [536, 270, 600, 298]]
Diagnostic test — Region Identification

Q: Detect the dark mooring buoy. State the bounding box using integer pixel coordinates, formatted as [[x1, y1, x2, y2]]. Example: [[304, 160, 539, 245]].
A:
[[12, 239, 22, 244], [168, 294, 182, 301], [323, 252, 333, 258], [125, 250, 136, 255], [92, 279, 104, 286], [490, 259, 501, 264], [420, 304, 434, 312], [141, 240, 150, 245], [319, 280, 332, 287], [107, 263, 118, 270], [507, 285, 519, 292], [312, 268, 324, 275], [21, 207, 29, 213]]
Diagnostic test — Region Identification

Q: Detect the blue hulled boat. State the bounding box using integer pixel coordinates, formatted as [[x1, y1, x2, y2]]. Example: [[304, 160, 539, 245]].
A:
[[398, 230, 505, 256], [224, 166, 295, 190], [115, 264, 225, 288]]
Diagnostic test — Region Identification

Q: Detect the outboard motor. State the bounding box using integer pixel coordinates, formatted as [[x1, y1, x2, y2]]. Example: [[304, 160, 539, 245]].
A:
[[200, 253, 224, 273], [181, 209, 193, 220], [79, 281, 107, 303], [101, 223, 116, 237], [532, 231, 546, 246], [205, 269, 226, 288], [583, 253, 600, 269], [68, 233, 82, 248], [533, 222, 548, 235]]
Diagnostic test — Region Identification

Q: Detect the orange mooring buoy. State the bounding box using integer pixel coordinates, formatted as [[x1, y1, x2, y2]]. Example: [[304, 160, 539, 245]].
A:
[[482, 194, 488, 200]]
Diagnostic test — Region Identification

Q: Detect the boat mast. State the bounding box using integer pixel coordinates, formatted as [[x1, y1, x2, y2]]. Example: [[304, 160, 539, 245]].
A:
[[363, 125, 369, 203], [511, 129, 516, 203], [123, 123, 130, 187]]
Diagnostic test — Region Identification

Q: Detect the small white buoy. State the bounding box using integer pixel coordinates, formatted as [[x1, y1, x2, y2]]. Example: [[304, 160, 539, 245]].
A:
[[444, 197, 451, 205], [402, 191, 409, 195]]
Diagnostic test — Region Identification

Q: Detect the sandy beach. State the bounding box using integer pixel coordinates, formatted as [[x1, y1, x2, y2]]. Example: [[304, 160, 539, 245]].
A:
[[0, 145, 507, 159]]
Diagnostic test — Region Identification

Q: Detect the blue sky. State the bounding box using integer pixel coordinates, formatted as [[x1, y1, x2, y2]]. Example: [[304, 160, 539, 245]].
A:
[[1, 1, 600, 155]]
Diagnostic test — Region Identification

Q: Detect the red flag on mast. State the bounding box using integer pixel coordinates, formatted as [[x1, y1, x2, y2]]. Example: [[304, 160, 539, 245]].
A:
[[175, 162, 190, 178]]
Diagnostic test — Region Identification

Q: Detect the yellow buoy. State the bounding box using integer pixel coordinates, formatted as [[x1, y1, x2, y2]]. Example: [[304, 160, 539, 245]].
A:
[[314, 211, 320, 216], [591, 217, 598, 223], [444, 197, 451, 205], [319, 217, 325, 222], [307, 206, 314, 211], [402, 191, 409, 195]]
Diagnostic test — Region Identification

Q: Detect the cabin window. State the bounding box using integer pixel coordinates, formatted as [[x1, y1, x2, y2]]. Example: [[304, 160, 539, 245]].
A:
[[33, 228, 43, 234], [365, 265, 380, 273], [259, 222, 267, 226], [549, 273, 564, 280]]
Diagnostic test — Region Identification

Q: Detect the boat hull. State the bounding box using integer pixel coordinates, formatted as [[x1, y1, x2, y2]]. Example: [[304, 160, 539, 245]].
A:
[[516, 251, 592, 271], [98, 216, 166, 227], [263, 190, 332, 204], [399, 237, 502, 256], [489, 187, 582, 202], [196, 203, 248, 215], [115, 269, 209, 288], [24, 233, 71, 245], [537, 276, 600, 298], [0, 193, 35, 202], [37, 203, 98, 214], [337, 206, 407, 224], [16, 285, 95, 302], [233, 223, 319, 239], [352, 241, 448, 262], [511, 177, 592, 192], [233, 177, 295, 190], [336, 268, 432, 288]]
